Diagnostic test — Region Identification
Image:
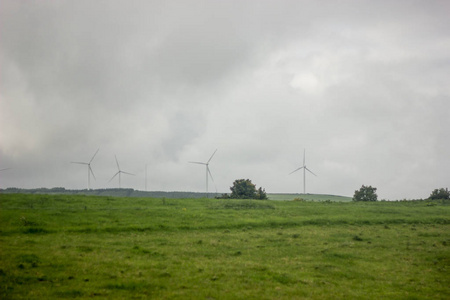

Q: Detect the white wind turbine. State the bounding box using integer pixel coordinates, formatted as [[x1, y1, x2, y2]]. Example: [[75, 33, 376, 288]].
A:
[[71, 149, 99, 190], [289, 149, 317, 194], [109, 155, 135, 188], [189, 149, 217, 198]]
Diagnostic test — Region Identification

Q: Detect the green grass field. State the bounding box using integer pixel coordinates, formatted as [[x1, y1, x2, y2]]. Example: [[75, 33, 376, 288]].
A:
[[1, 194, 449, 299]]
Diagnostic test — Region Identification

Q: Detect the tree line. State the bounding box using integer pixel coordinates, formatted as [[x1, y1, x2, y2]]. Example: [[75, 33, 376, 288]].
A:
[[352, 185, 449, 201]]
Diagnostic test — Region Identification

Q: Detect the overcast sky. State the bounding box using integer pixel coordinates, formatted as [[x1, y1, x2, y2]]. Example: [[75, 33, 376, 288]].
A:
[[1, 0, 449, 199]]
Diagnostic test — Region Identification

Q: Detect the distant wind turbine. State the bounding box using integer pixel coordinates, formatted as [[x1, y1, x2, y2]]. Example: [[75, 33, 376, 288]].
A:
[[189, 149, 217, 198], [71, 149, 99, 190], [109, 155, 135, 188], [289, 149, 317, 194]]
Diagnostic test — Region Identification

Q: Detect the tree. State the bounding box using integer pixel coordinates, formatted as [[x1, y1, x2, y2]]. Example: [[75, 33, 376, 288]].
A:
[[429, 188, 450, 200], [353, 185, 378, 202], [230, 179, 256, 199], [256, 187, 268, 200], [229, 179, 267, 200]]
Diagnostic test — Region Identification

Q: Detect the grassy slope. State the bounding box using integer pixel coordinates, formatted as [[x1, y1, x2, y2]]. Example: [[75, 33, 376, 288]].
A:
[[268, 193, 352, 202], [2, 188, 352, 201], [0, 194, 449, 299]]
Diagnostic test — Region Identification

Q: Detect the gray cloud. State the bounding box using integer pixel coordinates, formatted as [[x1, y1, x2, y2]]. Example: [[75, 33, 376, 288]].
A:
[[1, 0, 449, 199]]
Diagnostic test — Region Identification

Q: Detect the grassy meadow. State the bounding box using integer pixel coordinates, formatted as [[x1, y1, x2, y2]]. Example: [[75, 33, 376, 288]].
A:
[[0, 194, 449, 299]]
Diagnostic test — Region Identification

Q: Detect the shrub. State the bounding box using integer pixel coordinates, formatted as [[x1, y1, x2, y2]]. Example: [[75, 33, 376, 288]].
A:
[[429, 188, 450, 200], [353, 185, 378, 202], [293, 197, 305, 202], [215, 193, 230, 199], [229, 179, 267, 200], [255, 187, 268, 200]]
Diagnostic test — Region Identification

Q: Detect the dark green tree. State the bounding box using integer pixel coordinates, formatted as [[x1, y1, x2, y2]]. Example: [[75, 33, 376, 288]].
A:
[[429, 188, 450, 200], [353, 185, 378, 202], [256, 187, 268, 200], [229, 179, 267, 199], [230, 179, 256, 199]]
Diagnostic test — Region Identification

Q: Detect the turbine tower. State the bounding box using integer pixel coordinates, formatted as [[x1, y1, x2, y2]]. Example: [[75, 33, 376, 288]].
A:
[[189, 149, 217, 198], [289, 149, 317, 194], [109, 155, 135, 188], [71, 149, 99, 190]]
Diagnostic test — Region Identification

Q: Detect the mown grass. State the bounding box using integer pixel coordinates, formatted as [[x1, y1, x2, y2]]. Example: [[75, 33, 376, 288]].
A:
[[0, 194, 449, 299]]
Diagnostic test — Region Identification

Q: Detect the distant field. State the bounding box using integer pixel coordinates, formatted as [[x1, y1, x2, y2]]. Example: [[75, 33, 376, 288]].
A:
[[268, 193, 352, 202], [2, 188, 353, 202], [1, 194, 449, 299]]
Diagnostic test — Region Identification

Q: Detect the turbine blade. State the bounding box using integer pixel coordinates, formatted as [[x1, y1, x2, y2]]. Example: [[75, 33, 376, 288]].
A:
[[122, 171, 135, 176], [207, 166, 215, 183], [289, 166, 304, 175], [305, 167, 317, 176], [109, 172, 120, 182], [71, 162, 88, 165], [189, 161, 206, 165], [89, 166, 96, 180], [207, 166, 218, 194], [115, 155, 120, 170], [0, 168, 11, 171], [89, 148, 100, 164], [207, 149, 218, 164]]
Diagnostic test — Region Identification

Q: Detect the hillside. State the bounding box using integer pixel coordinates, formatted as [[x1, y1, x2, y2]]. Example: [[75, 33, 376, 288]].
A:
[[268, 193, 352, 202], [1, 187, 352, 201], [0, 188, 211, 199]]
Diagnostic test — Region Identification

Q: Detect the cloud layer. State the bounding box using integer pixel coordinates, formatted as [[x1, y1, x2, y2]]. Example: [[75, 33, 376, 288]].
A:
[[1, 0, 449, 199]]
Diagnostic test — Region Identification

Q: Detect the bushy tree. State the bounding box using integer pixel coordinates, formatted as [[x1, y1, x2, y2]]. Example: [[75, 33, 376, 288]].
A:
[[429, 188, 450, 200], [229, 179, 267, 200], [230, 179, 256, 199], [256, 187, 268, 200], [353, 185, 378, 202]]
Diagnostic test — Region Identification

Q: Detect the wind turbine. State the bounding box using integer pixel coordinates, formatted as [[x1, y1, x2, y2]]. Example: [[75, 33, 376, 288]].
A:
[[189, 149, 217, 198], [109, 155, 135, 188], [289, 149, 317, 194], [71, 149, 99, 190]]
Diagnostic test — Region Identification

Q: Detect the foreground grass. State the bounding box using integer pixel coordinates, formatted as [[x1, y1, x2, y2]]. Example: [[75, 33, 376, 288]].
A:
[[0, 194, 449, 299]]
